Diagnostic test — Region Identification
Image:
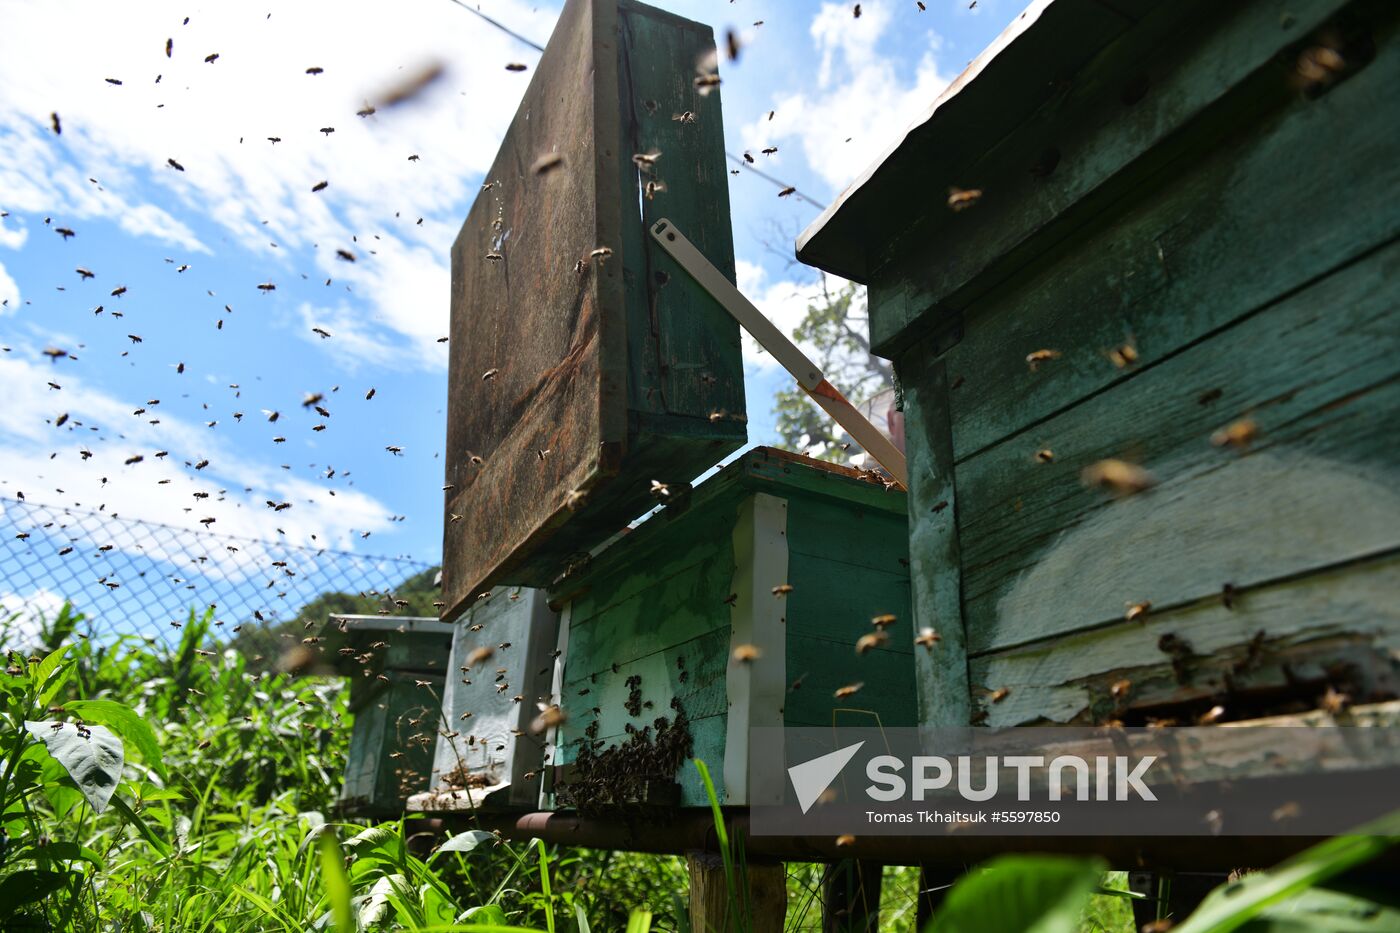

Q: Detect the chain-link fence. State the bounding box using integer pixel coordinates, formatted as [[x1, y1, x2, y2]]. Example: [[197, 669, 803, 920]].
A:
[[0, 495, 437, 647]]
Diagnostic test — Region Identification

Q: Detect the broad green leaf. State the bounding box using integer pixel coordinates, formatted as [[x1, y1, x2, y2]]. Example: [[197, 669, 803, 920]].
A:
[[1173, 810, 1400, 933], [319, 833, 356, 933], [13, 840, 104, 869], [436, 830, 497, 855], [25, 720, 123, 813], [0, 868, 72, 918], [927, 855, 1106, 933], [461, 904, 511, 925], [1237, 884, 1400, 932], [34, 644, 72, 706], [108, 794, 171, 857], [360, 875, 398, 926], [64, 699, 167, 781]]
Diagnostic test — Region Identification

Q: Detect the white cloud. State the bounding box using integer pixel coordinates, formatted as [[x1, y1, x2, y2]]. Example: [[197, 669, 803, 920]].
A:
[[0, 260, 18, 310], [0, 0, 557, 370], [0, 346, 396, 572], [0, 587, 66, 651], [743, 0, 952, 193]]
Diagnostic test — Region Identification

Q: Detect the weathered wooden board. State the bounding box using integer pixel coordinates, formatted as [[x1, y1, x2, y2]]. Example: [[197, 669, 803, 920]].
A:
[[416, 588, 558, 811], [971, 552, 1400, 727], [340, 670, 443, 816], [443, 0, 744, 621], [936, 20, 1400, 460], [549, 449, 914, 807], [957, 238, 1400, 655]]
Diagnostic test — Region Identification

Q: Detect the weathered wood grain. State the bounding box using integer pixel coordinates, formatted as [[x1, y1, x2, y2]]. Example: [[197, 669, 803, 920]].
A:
[[340, 670, 443, 816], [443, 0, 744, 618], [957, 238, 1400, 655], [971, 551, 1400, 727], [934, 15, 1400, 460], [864, 0, 1366, 353]]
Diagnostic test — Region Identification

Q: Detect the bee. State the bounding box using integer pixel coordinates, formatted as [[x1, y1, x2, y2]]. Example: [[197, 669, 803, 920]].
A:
[[1124, 601, 1151, 623], [319, 127, 335, 136], [732, 644, 762, 663], [1024, 348, 1060, 371], [672, 111, 696, 124], [311, 327, 332, 339], [105, 78, 123, 85], [536, 448, 550, 461], [506, 63, 528, 72], [693, 74, 721, 93], [643, 179, 666, 201], [1106, 340, 1139, 369], [267, 137, 282, 144], [946, 186, 982, 211], [1271, 801, 1302, 823], [834, 682, 863, 699], [871, 614, 896, 629], [1198, 705, 1226, 725], [124, 455, 143, 465], [481, 368, 499, 381], [55, 227, 75, 240], [531, 704, 566, 733], [1319, 686, 1350, 715], [204, 53, 219, 63], [306, 66, 324, 75], [257, 282, 276, 292], [1109, 678, 1132, 702], [311, 181, 328, 193], [632, 150, 661, 169], [408, 154, 420, 161], [385, 446, 402, 454], [834, 834, 856, 848], [465, 646, 494, 667], [51, 112, 61, 133], [914, 628, 942, 650], [988, 687, 1010, 703], [531, 152, 565, 175], [1034, 448, 1055, 463], [564, 489, 588, 511], [771, 584, 793, 597], [1081, 459, 1155, 496], [1211, 418, 1258, 450], [375, 61, 446, 107], [357, 105, 376, 117], [469, 455, 484, 466], [762, 147, 778, 155], [167, 157, 186, 172], [76, 267, 95, 280], [777, 186, 796, 198], [589, 246, 613, 263], [649, 479, 671, 501], [855, 632, 887, 654], [485, 250, 503, 263]]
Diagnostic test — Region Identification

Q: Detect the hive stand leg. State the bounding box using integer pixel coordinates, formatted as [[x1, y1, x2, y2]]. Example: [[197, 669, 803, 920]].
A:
[[821, 859, 882, 932], [687, 851, 787, 933]]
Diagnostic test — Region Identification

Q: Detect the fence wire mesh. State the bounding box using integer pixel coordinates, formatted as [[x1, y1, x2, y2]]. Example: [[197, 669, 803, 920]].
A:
[[0, 495, 437, 647]]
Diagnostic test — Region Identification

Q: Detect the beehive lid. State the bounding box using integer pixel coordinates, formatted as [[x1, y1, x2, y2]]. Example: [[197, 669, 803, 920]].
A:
[[442, 0, 744, 621]]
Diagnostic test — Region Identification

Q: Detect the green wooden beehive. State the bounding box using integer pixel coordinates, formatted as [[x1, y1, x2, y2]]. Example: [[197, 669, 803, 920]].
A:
[[798, 0, 1400, 731], [441, 0, 744, 622], [331, 615, 452, 816], [545, 448, 914, 809]]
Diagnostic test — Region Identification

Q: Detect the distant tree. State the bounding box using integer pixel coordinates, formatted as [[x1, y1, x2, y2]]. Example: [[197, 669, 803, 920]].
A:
[[229, 565, 441, 669], [773, 277, 894, 460]]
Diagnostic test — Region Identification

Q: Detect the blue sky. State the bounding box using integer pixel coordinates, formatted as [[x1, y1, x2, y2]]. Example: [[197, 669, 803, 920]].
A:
[[0, 0, 1018, 590]]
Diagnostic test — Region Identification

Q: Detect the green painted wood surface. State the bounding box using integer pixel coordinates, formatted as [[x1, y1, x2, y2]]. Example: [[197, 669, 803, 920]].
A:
[[865, 0, 1359, 354], [551, 448, 913, 806], [936, 18, 1400, 461], [957, 237, 1400, 655], [341, 670, 443, 816], [972, 551, 1400, 728]]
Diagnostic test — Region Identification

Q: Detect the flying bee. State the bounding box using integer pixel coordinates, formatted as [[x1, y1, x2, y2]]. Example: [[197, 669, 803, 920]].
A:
[[1319, 686, 1350, 715], [1124, 601, 1151, 623], [777, 186, 796, 198], [1035, 448, 1055, 463], [732, 643, 762, 663], [855, 632, 887, 654], [643, 179, 666, 201], [871, 614, 896, 629], [531, 152, 565, 175], [672, 111, 696, 124], [1106, 340, 1139, 369], [762, 147, 778, 155], [1024, 348, 1060, 371], [632, 150, 661, 170], [465, 646, 494, 667], [531, 704, 566, 733], [76, 267, 95, 280], [834, 682, 863, 699], [589, 246, 613, 264], [771, 584, 793, 597], [311, 180, 328, 193], [1211, 418, 1258, 450], [167, 158, 185, 172], [649, 479, 671, 501], [946, 186, 982, 211], [1109, 678, 1132, 702], [485, 250, 503, 263], [989, 687, 1010, 703], [257, 282, 276, 292], [482, 368, 499, 381], [506, 63, 528, 72], [1081, 458, 1155, 496], [1198, 705, 1226, 725]]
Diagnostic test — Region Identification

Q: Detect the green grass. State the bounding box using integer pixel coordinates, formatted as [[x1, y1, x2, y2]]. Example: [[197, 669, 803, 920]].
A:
[[1, 603, 1395, 932]]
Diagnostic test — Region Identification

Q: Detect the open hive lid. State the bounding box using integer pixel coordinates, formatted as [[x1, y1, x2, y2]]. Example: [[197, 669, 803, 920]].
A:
[[442, 0, 745, 622]]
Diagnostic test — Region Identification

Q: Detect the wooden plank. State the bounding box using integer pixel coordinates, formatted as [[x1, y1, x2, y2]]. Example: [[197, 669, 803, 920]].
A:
[[442, 0, 745, 616], [864, 0, 1363, 353], [898, 343, 972, 727], [783, 495, 910, 576], [956, 238, 1400, 654], [970, 551, 1400, 727], [688, 851, 786, 933], [931, 14, 1400, 460], [340, 671, 443, 816]]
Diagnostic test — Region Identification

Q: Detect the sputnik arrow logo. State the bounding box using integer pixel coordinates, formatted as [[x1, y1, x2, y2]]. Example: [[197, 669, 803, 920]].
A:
[[787, 741, 864, 814]]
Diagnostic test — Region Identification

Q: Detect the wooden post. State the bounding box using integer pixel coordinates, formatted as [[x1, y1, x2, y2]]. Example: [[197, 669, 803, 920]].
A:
[[687, 851, 786, 933], [821, 859, 882, 933]]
